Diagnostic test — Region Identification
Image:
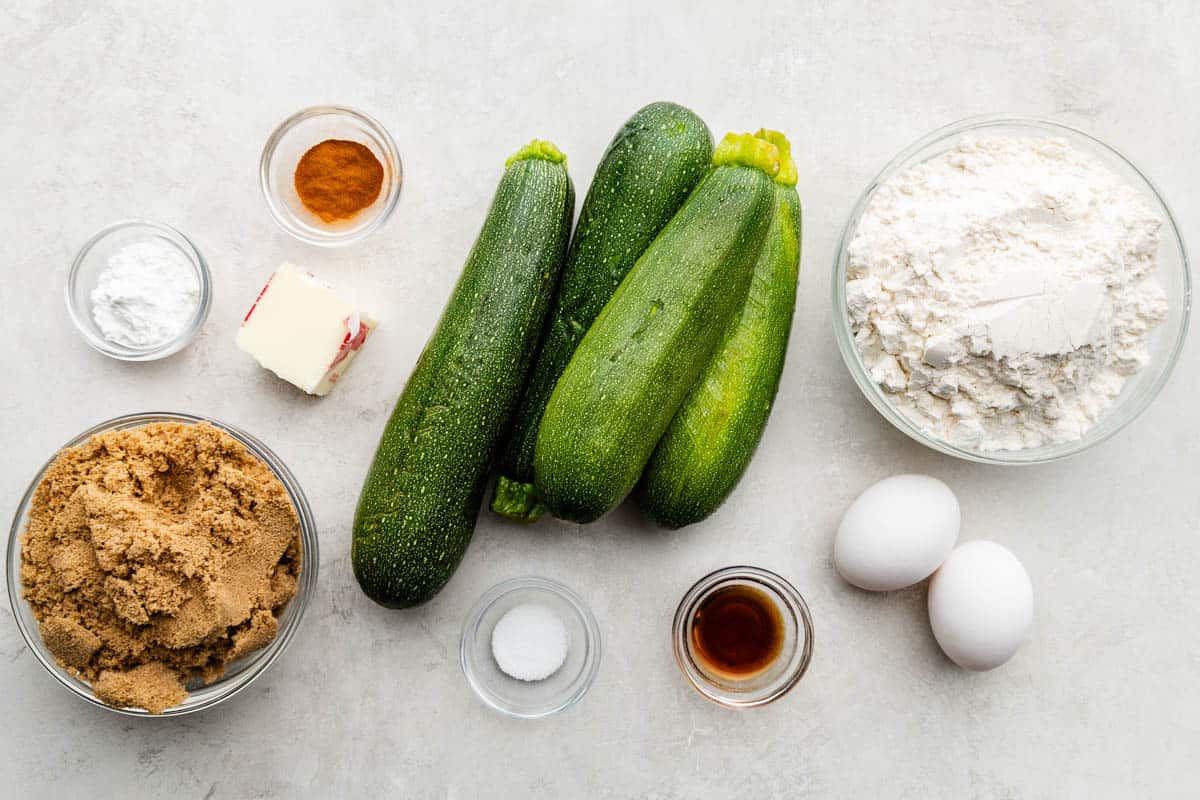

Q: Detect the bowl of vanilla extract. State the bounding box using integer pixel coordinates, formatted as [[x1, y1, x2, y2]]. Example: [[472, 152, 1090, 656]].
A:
[[673, 566, 814, 708]]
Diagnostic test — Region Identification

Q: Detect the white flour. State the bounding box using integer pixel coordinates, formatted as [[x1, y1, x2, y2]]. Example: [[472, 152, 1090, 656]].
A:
[[846, 136, 1167, 451], [90, 239, 200, 349]]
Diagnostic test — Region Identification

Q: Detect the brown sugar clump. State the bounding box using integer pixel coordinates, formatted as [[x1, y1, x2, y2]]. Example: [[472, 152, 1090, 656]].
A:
[[39, 617, 101, 669], [20, 422, 302, 713], [94, 662, 189, 714]]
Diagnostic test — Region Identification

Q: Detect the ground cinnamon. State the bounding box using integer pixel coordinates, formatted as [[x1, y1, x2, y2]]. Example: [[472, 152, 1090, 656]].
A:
[[293, 139, 384, 223]]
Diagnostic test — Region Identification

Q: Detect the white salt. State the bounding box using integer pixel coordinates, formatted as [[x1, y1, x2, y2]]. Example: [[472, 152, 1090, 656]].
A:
[[490, 603, 568, 682]]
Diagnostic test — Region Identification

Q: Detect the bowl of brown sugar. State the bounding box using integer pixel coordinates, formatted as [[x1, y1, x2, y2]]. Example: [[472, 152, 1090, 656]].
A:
[[7, 412, 318, 715], [260, 105, 403, 246]]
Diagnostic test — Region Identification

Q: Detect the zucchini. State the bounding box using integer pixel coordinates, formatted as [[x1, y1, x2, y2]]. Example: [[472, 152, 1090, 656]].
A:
[[492, 102, 712, 522], [351, 140, 573, 608], [637, 130, 802, 528], [533, 133, 781, 524]]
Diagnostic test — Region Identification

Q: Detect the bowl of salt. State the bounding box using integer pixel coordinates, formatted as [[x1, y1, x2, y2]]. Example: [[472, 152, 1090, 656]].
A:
[[460, 576, 601, 719]]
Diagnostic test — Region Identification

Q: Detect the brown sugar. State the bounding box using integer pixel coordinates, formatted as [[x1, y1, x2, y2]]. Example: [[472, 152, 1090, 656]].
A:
[[94, 663, 188, 714], [20, 421, 302, 713]]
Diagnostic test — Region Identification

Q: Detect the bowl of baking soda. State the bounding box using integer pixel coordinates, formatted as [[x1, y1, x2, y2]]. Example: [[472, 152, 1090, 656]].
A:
[[460, 576, 601, 719], [66, 219, 211, 361], [834, 115, 1190, 464]]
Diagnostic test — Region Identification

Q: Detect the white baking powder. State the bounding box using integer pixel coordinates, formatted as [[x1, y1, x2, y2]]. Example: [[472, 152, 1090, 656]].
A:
[[90, 239, 201, 349], [846, 136, 1167, 451]]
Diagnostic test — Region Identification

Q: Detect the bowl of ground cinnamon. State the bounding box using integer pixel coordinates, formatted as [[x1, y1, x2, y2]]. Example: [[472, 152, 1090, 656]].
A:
[[260, 105, 402, 246], [7, 412, 318, 715]]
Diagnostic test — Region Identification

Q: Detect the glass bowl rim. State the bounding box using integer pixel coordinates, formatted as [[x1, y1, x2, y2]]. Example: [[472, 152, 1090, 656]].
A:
[[258, 104, 403, 248], [672, 565, 815, 709], [459, 575, 602, 720], [831, 113, 1193, 465], [65, 219, 212, 362], [6, 411, 319, 717]]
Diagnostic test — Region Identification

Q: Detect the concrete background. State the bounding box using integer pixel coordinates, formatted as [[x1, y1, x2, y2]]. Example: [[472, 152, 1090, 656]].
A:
[[2, 1, 1197, 797]]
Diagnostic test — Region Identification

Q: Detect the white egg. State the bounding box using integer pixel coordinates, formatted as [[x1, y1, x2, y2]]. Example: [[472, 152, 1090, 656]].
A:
[[928, 540, 1033, 671], [834, 474, 960, 591]]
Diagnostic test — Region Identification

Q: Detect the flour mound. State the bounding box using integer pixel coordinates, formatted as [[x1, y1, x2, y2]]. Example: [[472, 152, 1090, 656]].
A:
[[846, 136, 1168, 451]]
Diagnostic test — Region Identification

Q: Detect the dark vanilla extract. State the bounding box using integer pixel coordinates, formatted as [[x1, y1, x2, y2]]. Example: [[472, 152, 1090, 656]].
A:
[[691, 584, 783, 678]]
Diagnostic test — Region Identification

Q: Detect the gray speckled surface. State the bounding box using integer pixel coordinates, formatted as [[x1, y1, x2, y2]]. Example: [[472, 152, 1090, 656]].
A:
[[2, 1, 1198, 797]]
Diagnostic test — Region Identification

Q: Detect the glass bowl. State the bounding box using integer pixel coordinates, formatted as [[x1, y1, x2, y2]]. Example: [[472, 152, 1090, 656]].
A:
[[833, 115, 1192, 464], [460, 576, 601, 719], [673, 566, 814, 709], [66, 220, 211, 361], [260, 105, 403, 246], [6, 412, 318, 717]]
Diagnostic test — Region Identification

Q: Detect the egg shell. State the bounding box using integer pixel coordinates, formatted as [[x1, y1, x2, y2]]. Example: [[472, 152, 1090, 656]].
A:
[[834, 474, 960, 591], [928, 540, 1033, 671]]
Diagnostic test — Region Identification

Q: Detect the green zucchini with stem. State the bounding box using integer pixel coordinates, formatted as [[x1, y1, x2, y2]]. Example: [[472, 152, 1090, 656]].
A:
[[352, 140, 573, 608], [533, 133, 781, 524], [637, 129, 802, 528], [492, 102, 713, 523]]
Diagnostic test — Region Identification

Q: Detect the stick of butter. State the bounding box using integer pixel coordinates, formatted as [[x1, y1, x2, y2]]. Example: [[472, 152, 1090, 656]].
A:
[[236, 263, 377, 396]]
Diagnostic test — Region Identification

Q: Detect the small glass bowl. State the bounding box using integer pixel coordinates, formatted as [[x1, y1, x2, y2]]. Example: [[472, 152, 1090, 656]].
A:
[[833, 115, 1191, 464], [260, 105, 403, 246], [460, 576, 601, 719], [66, 220, 211, 361], [673, 566, 814, 709], [6, 412, 318, 717]]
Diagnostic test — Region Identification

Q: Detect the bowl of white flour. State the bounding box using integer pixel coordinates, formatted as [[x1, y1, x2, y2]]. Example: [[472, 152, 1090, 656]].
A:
[[834, 116, 1190, 463]]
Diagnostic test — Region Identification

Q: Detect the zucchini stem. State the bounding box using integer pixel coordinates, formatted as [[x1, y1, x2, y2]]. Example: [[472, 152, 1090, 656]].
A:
[[754, 129, 798, 187], [712, 132, 780, 179], [492, 476, 547, 523], [506, 139, 567, 167]]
